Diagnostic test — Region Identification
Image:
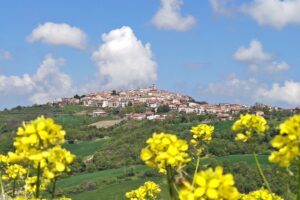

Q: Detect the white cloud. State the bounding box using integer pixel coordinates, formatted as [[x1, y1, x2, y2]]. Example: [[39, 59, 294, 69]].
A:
[[27, 22, 87, 49], [200, 76, 300, 106], [234, 39, 289, 73], [209, 0, 232, 16], [0, 74, 35, 95], [267, 61, 289, 72], [152, 0, 196, 31], [0, 49, 12, 60], [241, 0, 300, 29], [0, 55, 74, 104], [234, 39, 272, 63], [204, 75, 259, 101], [256, 80, 300, 105], [92, 26, 157, 90]]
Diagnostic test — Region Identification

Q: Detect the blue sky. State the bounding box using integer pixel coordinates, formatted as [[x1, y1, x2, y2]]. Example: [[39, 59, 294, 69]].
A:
[[1, 0, 300, 109]]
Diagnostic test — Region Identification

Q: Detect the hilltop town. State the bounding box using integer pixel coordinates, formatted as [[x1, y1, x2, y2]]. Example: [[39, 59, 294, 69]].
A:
[[55, 85, 254, 120]]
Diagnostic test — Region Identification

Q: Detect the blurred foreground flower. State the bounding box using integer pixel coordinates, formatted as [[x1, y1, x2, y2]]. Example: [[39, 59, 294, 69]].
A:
[[269, 115, 300, 167], [125, 181, 161, 200], [140, 132, 191, 174], [179, 166, 239, 200], [232, 114, 268, 142], [241, 188, 283, 200]]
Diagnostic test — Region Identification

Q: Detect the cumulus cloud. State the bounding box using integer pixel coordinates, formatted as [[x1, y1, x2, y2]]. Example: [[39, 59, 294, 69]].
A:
[[241, 0, 300, 29], [256, 80, 300, 105], [234, 39, 289, 73], [92, 26, 157, 90], [0, 74, 34, 95], [0, 55, 74, 104], [209, 0, 233, 16], [200, 75, 300, 106], [234, 39, 272, 63], [152, 0, 196, 31], [203, 75, 260, 101], [27, 22, 87, 49], [0, 49, 12, 60]]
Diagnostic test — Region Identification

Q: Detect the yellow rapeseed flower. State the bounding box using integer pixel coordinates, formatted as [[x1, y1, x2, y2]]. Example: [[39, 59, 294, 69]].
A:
[[269, 115, 300, 167], [24, 176, 49, 194], [43, 146, 75, 179], [190, 124, 214, 142], [190, 124, 214, 155], [232, 114, 268, 142], [125, 181, 161, 200], [12, 116, 75, 170], [14, 116, 65, 151], [179, 166, 239, 200], [2, 164, 26, 180], [241, 188, 283, 200], [0, 154, 8, 164], [140, 133, 191, 174]]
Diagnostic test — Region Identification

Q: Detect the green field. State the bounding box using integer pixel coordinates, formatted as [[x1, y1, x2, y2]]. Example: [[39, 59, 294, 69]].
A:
[[58, 165, 150, 189], [57, 154, 269, 199], [63, 139, 108, 157], [70, 177, 168, 200], [214, 154, 270, 165], [57, 165, 167, 200]]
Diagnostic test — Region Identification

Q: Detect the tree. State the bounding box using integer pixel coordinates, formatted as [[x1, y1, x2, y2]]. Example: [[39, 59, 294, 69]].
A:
[[74, 94, 81, 99], [111, 90, 118, 95], [157, 105, 170, 113], [128, 101, 133, 107]]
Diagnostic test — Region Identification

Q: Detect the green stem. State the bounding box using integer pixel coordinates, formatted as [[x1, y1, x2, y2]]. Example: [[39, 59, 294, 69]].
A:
[[192, 156, 200, 188], [35, 163, 41, 198], [12, 179, 16, 198], [0, 171, 5, 199], [253, 153, 272, 192], [166, 166, 177, 200], [51, 177, 57, 199], [297, 159, 300, 200]]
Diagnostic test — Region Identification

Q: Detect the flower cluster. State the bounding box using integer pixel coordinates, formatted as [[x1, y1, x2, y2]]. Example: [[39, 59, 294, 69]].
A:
[[13, 116, 67, 168], [269, 115, 300, 167], [179, 166, 239, 200], [24, 176, 49, 194], [43, 146, 75, 179], [190, 124, 214, 155], [232, 114, 268, 142], [0, 116, 75, 199], [2, 164, 26, 180], [0, 154, 8, 164], [140, 133, 191, 174], [125, 181, 161, 200], [190, 124, 214, 143], [241, 188, 283, 200]]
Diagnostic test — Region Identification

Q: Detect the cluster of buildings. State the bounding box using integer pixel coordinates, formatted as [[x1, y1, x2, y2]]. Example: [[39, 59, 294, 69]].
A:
[[57, 85, 250, 120]]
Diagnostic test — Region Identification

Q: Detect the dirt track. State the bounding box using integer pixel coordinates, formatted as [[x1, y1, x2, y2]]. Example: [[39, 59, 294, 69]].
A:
[[89, 119, 123, 128]]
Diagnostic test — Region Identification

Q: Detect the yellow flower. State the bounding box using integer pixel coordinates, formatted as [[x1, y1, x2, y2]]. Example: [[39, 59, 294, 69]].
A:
[[179, 166, 239, 200], [12, 116, 75, 171], [241, 188, 283, 200], [125, 186, 147, 200], [125, 181, 161, 200], [143, 181, 161, 198], [2, 164, 26, 180], [24, 176, 49, 195], [190, 124, 214, 142], [140, 133, 191, 174], [42, 146, 75, 179], [0, 154, 8, 164], [232, 114, 268, 142], [14, 116, 66, 159], [190, 124, 214, 155], [269, 115, 300, 167]]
